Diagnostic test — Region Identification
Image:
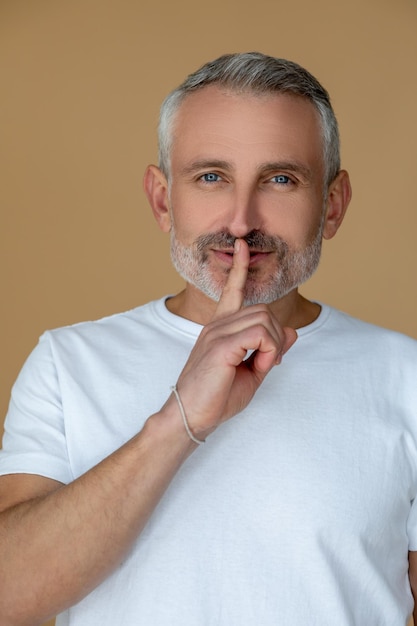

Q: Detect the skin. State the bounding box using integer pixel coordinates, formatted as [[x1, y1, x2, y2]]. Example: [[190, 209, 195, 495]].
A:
[[0, 240, 294, 625], [146, 87, 350, 328], [1, 85, 415, 624]]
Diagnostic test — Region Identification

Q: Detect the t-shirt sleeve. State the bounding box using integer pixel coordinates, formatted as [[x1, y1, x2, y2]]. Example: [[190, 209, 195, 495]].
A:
[[0, 332, 73, 484], [407, 497, 417, 551]]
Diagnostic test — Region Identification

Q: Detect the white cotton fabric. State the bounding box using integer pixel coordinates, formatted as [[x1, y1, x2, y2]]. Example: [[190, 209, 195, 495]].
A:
[[1, 298, 417, 625]]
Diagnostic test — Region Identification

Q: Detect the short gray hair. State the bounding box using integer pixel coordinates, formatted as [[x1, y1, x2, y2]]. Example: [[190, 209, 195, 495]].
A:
[[158, 52, 340, 188]]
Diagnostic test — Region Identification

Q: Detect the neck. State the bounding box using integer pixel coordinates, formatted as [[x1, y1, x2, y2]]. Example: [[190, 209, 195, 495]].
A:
[[165, 284, 321, 329]]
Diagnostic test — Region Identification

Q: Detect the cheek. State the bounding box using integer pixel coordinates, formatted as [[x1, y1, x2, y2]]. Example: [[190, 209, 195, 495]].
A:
[[282, 194, 325, 242], [171, 200, 222, 242], [171, 212, 207, 246], [264, 210, 323, 250]]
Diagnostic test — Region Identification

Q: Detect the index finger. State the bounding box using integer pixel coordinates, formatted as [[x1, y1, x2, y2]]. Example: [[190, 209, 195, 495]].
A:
[[212, 238, 250, 320]]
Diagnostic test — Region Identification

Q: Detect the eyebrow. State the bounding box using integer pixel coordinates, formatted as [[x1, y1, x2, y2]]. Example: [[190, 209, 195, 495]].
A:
[[180, 160, 231, 177], [257, 161, 313, 180], [179, 159, 313, 181]]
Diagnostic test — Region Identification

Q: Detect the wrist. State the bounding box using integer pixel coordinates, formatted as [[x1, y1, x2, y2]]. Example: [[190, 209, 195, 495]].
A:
[[145, 396, 201, 457], [170, 384, 205, 445]]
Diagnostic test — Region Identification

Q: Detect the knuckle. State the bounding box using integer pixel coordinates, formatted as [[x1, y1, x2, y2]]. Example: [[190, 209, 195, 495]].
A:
[[257, 309, 271, 323]]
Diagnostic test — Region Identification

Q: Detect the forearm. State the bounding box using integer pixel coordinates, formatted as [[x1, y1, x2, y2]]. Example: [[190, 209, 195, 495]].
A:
[[0, 406, 196, 626], [0, 242, 296, 625]]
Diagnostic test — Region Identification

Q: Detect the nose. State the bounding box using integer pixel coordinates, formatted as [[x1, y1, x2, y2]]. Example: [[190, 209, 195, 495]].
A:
[[227, 185, 261, 238]]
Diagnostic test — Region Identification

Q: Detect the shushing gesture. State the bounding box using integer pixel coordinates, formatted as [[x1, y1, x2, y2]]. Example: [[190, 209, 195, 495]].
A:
[[174, 239, 298, 442]]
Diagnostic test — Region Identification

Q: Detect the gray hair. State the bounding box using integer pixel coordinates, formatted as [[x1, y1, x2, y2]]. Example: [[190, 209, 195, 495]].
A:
[[158, 52, 340, 188]]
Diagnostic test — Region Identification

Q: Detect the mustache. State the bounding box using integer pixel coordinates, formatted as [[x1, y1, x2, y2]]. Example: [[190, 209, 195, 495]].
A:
[[195, 229, 288, 258]]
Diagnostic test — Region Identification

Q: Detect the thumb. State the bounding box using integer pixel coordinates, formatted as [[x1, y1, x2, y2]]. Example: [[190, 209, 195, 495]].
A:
[[275, 327, 297, 365]]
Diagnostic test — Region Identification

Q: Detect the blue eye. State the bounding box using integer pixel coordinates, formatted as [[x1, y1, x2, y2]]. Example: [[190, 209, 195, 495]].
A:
[[201, 173, 221, 183], [272, 174, 291, 184]]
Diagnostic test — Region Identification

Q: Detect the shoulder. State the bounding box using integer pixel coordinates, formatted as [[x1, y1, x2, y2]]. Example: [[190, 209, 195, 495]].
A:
[[15, 299, 168, 378], [44, 298, 164, 345], [311, 304, 417, 368], [324, 304, 416, 343]]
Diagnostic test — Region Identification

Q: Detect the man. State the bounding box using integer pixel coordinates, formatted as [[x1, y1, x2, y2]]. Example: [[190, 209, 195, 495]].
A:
[[0, 52, 416, 625]]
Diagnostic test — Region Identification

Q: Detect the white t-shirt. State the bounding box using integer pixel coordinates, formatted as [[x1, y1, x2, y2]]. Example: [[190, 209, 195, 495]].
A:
[[1, 298, 417, 625]]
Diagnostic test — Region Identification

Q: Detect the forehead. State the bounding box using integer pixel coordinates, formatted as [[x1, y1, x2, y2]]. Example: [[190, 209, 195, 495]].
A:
[[170, 85, 324, 172]]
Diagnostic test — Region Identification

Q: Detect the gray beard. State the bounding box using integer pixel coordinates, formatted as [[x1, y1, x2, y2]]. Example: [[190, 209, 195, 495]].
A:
[[170, 221, 324, 306]]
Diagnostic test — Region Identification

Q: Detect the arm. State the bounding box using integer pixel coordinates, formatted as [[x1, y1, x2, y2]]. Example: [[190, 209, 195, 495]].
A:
[[0, 411, 197, 625], [0, 240, 296, 625], [409, 551, 417, 623]]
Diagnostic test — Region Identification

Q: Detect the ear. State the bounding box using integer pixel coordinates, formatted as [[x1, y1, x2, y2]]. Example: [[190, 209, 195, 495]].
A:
[[322, 170, 352, 240], [143, 165, 172, 233]]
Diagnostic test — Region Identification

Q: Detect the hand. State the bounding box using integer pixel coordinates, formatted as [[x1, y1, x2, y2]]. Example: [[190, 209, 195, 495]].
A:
[[174, 239, 297, 439]]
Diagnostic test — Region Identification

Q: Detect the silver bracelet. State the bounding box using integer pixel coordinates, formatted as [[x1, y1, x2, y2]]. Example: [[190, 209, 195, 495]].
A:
[[170, 384, 205, 445]]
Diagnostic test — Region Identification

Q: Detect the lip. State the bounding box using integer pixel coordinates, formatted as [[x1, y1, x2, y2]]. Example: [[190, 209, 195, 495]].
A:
[[212, 249, 272, 266]]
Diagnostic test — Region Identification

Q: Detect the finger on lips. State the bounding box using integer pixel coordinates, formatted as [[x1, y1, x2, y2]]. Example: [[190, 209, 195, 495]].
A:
[[212, 239, 250, 320], [207, 237, 296, 360]]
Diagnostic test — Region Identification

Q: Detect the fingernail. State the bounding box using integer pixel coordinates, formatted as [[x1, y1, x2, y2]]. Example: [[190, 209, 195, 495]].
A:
[[234, 239, 240, 253], [275, 355, 282, 365]]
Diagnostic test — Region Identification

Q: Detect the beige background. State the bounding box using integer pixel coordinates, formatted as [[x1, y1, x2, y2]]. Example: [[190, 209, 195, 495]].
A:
[[1, 1, 416, 624]]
